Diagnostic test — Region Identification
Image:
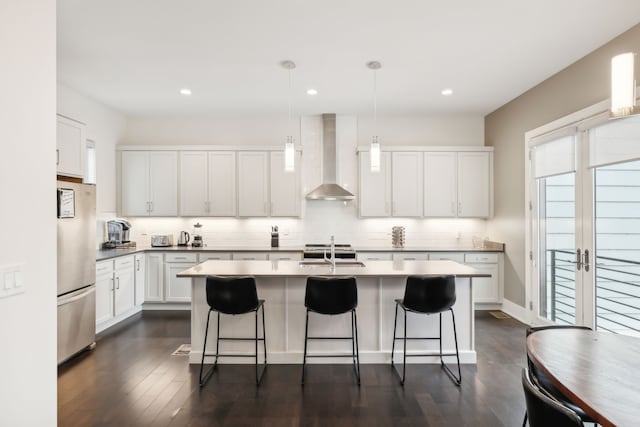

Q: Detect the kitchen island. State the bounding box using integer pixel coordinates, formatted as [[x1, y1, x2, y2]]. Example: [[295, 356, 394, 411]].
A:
[[177, 259, 490, 365]]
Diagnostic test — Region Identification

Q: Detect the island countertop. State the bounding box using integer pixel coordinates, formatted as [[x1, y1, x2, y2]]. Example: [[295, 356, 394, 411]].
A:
[[176, 259, 490, 278]]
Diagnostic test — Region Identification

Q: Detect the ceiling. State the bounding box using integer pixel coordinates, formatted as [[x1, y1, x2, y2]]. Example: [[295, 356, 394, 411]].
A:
[[57, 1, 640, 117]]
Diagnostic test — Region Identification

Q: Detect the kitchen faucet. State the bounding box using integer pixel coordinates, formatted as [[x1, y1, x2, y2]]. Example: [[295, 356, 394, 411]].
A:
[[324, 235, 336, 270]]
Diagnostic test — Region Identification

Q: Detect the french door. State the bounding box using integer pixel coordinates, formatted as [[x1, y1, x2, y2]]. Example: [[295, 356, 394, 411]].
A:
[[530, 114, 640, 335]]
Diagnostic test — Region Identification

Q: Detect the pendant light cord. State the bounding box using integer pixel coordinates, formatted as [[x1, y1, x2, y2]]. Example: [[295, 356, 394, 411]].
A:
[[373, 68, 377, 138]]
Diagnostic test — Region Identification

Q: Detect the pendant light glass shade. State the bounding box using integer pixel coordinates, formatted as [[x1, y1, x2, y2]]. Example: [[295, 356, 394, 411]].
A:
[[284, 136, 295, 172], [611, 52, 637, 118], [370, 136, 381, 172], [282, 60, 296, 171], [368, 61, 382, 172]]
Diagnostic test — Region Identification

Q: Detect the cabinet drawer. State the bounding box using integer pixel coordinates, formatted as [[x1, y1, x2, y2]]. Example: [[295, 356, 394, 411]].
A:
[[165, 253, 198, 263], [198, 252, 232, 262], [114, 255, 135, 270], [464, 253, 498, 263], [268, 252, 302, 261], [232, 253, 269, 260], [96, 261, 114, 275], [429, 253, 464, 263]]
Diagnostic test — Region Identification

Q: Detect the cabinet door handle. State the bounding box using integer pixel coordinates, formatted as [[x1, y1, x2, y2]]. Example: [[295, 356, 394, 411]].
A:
[[116, 277, 120, 290], [56, 149, 60, 166], [576, 248, 582, 271], [136, 259, 140, 271], [111, 277, 115, 291], [174, 257, 187, 260], [583, 249, 590, 272]]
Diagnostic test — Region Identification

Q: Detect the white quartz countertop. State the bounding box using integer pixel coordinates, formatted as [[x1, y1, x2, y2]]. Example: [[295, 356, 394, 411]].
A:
[[176, 259, 490, 278]]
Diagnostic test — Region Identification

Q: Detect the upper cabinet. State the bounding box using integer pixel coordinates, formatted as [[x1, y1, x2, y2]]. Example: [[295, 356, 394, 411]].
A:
[[121, 151, 178, 216], [391, 152, 423, 217], [359, 147, 493, 218], [359, 151, 391, 217], [237, 152, 269, 217], [56, 115, 86, 179], [270, 151, 301, 217], [457, 152, 491, 217], [179, 151, 236, 216]]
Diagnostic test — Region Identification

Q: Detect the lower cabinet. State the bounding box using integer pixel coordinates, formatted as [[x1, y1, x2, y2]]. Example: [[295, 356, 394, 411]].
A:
[[134, 253, 146, 306], [95, 255, 138, 331], [464, 253, 502, 304], [165, 253, 197, 302], [145, 252, 164, 302]]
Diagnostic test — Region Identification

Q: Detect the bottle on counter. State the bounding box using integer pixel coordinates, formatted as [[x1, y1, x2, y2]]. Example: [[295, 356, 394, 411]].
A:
[[271, 226, 279, 248]]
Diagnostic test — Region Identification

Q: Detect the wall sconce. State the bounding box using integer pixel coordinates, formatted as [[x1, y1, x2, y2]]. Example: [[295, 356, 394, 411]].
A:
[[611, 52, 637, 118]]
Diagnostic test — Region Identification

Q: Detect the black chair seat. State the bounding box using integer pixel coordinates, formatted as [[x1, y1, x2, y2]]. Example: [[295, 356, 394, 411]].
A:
[[392, 275, 461, 386], [302, 276, 360, 385], [199, 276, 267, 387]]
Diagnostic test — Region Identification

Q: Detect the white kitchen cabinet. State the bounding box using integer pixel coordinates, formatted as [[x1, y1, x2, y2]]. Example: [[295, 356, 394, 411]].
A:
[[465, 253, 501, 304], [56, 115, 86, 179], [391, 152, 423, 217], [457, 152, 491, 217], [114, 256, 135, 316], [145, 252, 164, 302], [357, 252, 393, 261], [164, 252, 197, 303], [198, 252, 232, 262], [232, 252, 269, 260], [424, 152, 458, 217], [96, 256, 136, 330], [270, 152, 301, 217], [134, 253, 146, 306], [209, 152, 237, 216], [95, 261, 114, 325], [428, 252, 465, 263], [392, 252, 429, 261], [268, 252, 302, 261], [238, 152, 269, 217], [359, 151, 392, 217], [121, 151, 178, 216], [179, 151, 237, 216]]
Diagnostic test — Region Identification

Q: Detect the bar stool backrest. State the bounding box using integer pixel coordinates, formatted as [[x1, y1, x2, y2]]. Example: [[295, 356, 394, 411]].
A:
[[206, 276, 259, 315], [305, 276, 357, 315], [403, 275, 456, 313], [522, 368, 583, 427]]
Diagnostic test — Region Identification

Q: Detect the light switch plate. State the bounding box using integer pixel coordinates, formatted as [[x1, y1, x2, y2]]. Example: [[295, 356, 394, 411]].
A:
[[0, 264, 26, 299]]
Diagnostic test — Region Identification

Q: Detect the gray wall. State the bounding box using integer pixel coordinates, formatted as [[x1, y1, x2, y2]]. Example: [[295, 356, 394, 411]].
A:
[[485, 23, 640, 307]]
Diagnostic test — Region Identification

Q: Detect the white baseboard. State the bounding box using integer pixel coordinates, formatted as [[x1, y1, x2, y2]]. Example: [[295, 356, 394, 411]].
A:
[[501, 298, 530, 325], [142, 302, 191, 311], [96, 306, 142, 334], [188, 350, 476, 365]]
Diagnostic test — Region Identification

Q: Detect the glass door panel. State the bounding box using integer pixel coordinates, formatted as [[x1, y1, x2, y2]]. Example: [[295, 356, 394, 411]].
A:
[[538, 173, 577, 324], [594, 160, 640, 335]]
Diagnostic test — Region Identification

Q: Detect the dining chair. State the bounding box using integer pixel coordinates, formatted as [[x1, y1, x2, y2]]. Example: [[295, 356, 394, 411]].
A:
[[522, 368, 584, 427]]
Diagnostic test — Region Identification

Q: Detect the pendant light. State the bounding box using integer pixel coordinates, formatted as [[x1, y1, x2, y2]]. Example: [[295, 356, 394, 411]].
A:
[[368, 61, 382, 172], [282, 60, 296, 172], [611, 52, 637, 118]]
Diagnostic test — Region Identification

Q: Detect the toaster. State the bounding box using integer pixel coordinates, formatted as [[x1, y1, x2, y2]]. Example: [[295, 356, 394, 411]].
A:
[[150, 235, 174, 247]]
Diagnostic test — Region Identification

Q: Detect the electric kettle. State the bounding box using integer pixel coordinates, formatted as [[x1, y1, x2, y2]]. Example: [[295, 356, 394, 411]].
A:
[[177, 231, 190, 246]]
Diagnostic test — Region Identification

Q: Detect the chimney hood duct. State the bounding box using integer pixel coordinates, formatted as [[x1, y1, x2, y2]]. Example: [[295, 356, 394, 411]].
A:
[[305, 114, 355, 201]]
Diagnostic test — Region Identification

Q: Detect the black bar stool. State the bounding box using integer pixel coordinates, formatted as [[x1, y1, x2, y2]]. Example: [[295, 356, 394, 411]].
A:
[[391, 275, 461, 386], [301, 276, 360, 385], [199, 276, 267, 387]]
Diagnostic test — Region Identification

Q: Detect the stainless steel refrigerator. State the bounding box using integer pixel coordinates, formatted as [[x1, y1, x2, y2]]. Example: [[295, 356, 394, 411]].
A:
[[57, 180, 96, 364]]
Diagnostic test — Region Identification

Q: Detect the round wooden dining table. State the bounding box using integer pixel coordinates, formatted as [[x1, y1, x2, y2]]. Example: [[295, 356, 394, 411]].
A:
[[526, 328, 640, 427]]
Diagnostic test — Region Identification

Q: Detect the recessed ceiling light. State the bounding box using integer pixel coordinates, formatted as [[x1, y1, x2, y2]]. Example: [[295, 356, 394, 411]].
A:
[[180, 88, 192, 96], [307, 89, 318, 96], [441, 88, 453, 96]]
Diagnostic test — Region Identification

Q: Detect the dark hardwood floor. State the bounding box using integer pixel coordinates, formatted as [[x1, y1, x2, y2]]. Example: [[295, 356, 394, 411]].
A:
[[58, 310, 527, 426]]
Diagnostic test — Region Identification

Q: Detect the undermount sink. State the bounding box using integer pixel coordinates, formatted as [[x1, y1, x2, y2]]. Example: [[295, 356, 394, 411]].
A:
[[298, 261, 366, 268]]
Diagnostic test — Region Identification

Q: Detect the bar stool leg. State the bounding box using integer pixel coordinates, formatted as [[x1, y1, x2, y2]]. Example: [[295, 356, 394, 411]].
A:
[[401, 307, 407, 385], [301, 309, 310, 385], [391, 303, 399, 368], [439, 309, 462, 386], [262, 304, 268, 365], [199, 309, 215, 387], [352, 309, 361, 385], [255, 308, 259, 385]]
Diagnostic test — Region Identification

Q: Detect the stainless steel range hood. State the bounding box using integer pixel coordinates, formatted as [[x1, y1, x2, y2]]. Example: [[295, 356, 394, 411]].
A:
[[306, 114, 355, 200]]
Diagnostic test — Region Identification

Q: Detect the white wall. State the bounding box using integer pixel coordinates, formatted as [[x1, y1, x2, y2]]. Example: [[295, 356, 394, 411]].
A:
[[122, 114, 490, 247], [57, 84, 127, 247], [0, 1, 57, 426]]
